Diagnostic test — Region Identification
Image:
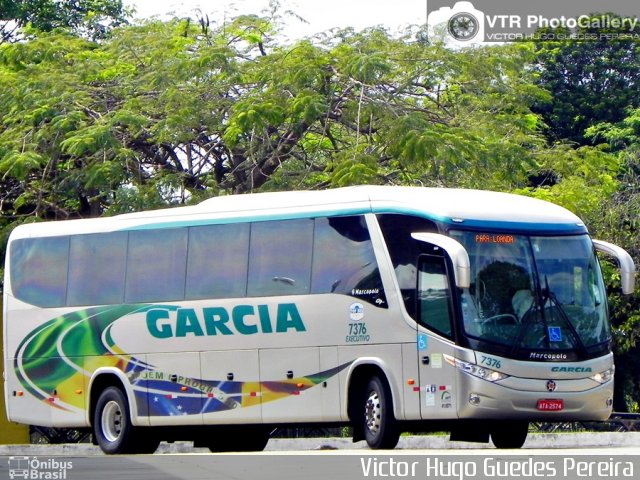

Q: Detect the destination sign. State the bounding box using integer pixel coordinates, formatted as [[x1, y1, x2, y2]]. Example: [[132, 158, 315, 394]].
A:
[[475, 234, 515, 244]]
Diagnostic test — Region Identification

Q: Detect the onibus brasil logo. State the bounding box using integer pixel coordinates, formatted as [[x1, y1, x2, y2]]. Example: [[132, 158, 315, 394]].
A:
[[8, 457, 73, 480]]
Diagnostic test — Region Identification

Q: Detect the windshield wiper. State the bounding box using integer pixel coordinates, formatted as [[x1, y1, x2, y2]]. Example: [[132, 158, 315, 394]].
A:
[[542, 276, 588, 357], [510, 276, 589, 357], [510, 288, 548, 355]]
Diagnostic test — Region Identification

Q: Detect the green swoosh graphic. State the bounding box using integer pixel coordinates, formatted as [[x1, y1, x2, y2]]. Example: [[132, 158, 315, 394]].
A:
[[14, 305, 352, 417]]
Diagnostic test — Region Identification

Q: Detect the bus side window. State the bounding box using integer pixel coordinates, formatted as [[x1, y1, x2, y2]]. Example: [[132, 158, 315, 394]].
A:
[[247, 219, 314, 297], [125, 229, 188, 303], [68, 232, 127, 306], [10, 236, 69, 308], [377, 214, 438, 318], [186, 223, 249, 300], [417, 254, 454, 338], [311, 216, 386, 307]]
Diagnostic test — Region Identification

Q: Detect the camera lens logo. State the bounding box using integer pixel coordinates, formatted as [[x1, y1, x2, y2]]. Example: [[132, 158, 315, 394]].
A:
[[448, 12, 480, 41], [427, 2, 485, 44]]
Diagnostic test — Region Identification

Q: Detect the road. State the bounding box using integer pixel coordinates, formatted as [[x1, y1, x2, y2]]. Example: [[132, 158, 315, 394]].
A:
[[1, 434, 638, 480]]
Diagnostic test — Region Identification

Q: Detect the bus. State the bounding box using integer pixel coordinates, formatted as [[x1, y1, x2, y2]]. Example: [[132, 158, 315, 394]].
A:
[[2, 186, 635, 453]]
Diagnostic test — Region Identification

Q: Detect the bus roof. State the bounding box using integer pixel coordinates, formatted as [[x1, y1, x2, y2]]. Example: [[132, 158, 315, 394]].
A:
[[8, 186, 588, 239]]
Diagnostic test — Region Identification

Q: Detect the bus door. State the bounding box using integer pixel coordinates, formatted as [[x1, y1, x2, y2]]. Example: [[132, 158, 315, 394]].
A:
[[416, 253, 458, 420]]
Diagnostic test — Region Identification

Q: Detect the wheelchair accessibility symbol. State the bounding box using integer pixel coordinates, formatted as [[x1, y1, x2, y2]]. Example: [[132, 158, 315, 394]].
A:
[[548, 326, 563, 342]]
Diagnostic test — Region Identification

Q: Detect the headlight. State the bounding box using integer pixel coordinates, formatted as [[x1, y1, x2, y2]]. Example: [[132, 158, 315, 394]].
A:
[[590, 367, 614, 384], [449, 357, 509, 382]]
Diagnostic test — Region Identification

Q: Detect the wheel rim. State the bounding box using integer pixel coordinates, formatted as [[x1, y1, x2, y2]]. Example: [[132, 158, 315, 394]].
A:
[[101, 400, 123, 443], [365, 389, 381, 436]]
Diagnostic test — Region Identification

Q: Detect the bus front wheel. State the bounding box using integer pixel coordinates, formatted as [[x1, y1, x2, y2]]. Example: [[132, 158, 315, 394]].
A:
[[93, 386, 159, 454], [361, 375, 399, 449]]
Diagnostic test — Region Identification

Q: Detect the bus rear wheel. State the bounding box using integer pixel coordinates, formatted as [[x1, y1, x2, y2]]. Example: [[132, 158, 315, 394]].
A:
[[490, 421, 529, 449], [93, 386, 159, 454], [360, 375, 399, 449]]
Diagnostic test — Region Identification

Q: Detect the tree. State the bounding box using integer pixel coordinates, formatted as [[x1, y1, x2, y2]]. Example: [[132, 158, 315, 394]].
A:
[[0, 0, 129, 43], [0, 18, 550, 223], [532, 13, 640, 145]]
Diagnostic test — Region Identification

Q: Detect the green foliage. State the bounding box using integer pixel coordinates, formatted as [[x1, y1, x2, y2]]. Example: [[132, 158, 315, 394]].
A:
[[515, 144, 619, 220], [532, 14, 640, 144], [0, 17, 595, 218], [330, 150, 380, 187], [1, 0, 130, 43]]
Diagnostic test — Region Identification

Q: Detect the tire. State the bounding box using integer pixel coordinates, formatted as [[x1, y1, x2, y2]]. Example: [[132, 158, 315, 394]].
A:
[[490, 421, 529, 449], [361, 375, 400, 449], [207, 427, 270, 453], [93, 386, 159, 454]]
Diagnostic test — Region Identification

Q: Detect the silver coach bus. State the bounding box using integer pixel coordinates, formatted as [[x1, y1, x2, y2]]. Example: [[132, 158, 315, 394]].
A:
[[3, 186, 634, 453]]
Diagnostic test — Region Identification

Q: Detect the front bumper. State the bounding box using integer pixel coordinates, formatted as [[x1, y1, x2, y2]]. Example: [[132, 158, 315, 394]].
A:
[[457, 374, 613, 421]]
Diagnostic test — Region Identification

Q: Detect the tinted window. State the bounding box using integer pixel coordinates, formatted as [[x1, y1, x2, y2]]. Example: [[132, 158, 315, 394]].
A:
[[418, 254, 453, 338], [11, 236, 69, 307], [10, 216, 392, 308], [186, 223, 249, 299], [125, 229, 188, 303], [67, 232, 127, 306], [312, 216, 386, 307], [378, 214, 438, 317], [247, 219, 313, 296]]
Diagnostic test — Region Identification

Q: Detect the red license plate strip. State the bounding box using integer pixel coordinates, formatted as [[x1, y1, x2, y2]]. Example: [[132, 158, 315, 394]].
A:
[[537, 399, 564, 411]]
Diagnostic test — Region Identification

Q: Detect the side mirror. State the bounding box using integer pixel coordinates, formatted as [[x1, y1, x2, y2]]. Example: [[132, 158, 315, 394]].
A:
[[411, 232, 470, 288], [592, 239, 636, 295]]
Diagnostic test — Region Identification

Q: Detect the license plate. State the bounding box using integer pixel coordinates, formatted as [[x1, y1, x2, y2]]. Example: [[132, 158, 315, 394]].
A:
[[537, 399, 564, 411]]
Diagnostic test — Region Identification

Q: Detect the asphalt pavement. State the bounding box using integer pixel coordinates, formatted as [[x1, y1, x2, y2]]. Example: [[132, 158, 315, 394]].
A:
[[0, 432, 638, 455]]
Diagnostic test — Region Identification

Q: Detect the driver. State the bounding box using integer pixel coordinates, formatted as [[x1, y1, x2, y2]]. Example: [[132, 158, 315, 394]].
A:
[[512, 289, 534, 321]]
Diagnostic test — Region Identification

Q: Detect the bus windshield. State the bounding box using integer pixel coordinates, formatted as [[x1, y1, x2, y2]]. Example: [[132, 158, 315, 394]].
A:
[[449, 231, 609, 360]]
